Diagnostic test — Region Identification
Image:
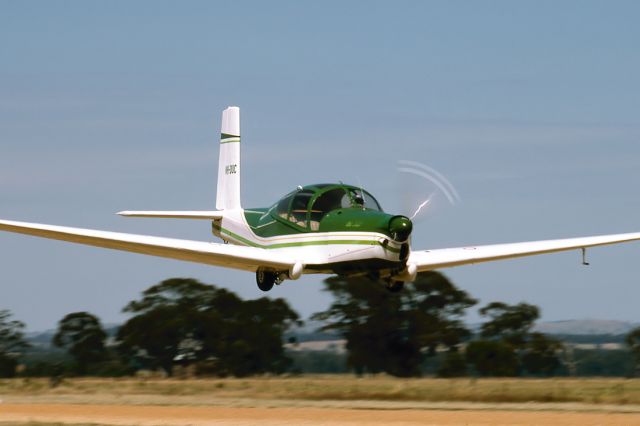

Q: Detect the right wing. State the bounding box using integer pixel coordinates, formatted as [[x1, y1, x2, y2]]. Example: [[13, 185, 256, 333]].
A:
[[0, 219, 295, 272], [409, 231, 640, 272]]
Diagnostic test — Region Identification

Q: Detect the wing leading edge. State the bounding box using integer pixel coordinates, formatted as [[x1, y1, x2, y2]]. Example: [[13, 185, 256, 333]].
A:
[[0, 219, 295, 272], [409, 232, 640, 272]]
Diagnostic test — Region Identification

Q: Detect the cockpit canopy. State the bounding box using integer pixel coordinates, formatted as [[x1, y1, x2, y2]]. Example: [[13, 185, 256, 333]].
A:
[[272, 183, 383, 230]]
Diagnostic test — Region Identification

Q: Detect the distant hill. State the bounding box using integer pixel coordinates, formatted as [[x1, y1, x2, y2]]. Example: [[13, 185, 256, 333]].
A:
[[24, 329, 57, 348], [534, 319, 638, 336]]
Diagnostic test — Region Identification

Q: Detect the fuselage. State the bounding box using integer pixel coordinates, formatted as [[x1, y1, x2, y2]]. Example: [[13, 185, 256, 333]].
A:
[[212, 183, 413, 278]]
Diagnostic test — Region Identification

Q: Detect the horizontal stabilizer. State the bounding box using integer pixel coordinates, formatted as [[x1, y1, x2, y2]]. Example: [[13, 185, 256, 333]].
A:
[[117, 211, 224, 219]]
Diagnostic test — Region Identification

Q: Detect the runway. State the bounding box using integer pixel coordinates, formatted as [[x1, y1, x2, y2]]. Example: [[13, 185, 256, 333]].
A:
[[2, 403, 640, 426]]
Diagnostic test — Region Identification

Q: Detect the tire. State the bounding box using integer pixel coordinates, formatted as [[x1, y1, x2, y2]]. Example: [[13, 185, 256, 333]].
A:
[[256, 269, 276, 292]]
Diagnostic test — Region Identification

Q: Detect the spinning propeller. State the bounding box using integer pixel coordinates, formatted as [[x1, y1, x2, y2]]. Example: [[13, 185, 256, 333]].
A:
[[395, 160, 461, 222]]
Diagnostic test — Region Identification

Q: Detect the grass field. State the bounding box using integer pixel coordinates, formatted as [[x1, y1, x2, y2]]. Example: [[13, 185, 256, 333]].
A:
[[1, 375, 640, 406], [2, 377, 640, 426]]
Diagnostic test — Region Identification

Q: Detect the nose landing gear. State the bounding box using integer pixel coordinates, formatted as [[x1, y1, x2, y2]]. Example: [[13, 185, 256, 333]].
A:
[[385, 280, 405, 293]]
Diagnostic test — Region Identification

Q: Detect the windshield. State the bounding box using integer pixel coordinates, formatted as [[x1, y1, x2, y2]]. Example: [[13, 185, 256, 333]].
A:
[[345, 188, 382, 211], [272, 185, 383, 231], [289, 190, 314, 228], [275, 191, 295, 220]]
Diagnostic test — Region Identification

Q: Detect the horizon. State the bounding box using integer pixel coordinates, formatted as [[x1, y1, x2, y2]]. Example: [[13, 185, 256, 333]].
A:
[[21, 314, 640, 336]]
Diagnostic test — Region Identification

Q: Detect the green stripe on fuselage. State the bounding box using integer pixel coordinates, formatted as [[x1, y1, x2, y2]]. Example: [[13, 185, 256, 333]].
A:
[[213, 223, 401, 254]]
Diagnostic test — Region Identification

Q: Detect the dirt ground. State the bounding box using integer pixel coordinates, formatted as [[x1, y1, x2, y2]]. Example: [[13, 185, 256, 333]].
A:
[[2, 404, 640, 426]]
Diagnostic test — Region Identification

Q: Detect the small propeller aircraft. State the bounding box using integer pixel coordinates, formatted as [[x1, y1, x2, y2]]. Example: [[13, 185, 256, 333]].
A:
[[1, 107, 640, 292]]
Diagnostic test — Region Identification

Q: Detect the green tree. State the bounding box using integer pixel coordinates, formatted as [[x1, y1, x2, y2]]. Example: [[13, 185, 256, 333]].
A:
[[202, 294, 301, 376], [479, 302, 539, 348], [117, 278, 300, 377], [437, 350, 468, 377], [520, 332, 563, 376], [471, 302, 563, 376], [312, 272, 477, 377], [117, 278, 218, 376], [465, 340, 518, 376], [625, 327, 640, 377], [0, 310, 29, 378], [573, 349, 634, 377], [53, 312, 107, 375]]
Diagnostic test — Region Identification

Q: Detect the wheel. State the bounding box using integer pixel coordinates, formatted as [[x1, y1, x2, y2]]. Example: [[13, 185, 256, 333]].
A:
[[256, 268, 277, 292], [386, 280, 404, 293]]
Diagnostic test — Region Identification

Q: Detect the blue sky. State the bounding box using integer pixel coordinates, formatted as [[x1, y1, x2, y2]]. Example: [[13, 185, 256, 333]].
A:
[[1, 1, 639, 330]]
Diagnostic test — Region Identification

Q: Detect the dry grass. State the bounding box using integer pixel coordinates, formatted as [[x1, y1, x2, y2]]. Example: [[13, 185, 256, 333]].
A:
[[1, 376, 640, 406]]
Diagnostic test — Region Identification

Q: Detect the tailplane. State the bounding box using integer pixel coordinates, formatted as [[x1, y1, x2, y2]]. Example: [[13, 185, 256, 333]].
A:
[[216, 106, 242, 210], [117, 107, 241, 220]]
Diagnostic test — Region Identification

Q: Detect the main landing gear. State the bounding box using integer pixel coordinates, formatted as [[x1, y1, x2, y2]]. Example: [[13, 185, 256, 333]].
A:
[[256, 268, 281, 292], [368, 272, 406, 293], [256, 263, 303, 292]]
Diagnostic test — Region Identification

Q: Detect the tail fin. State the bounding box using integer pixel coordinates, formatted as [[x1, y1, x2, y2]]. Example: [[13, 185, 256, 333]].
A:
[[216, 106, 242, 210]]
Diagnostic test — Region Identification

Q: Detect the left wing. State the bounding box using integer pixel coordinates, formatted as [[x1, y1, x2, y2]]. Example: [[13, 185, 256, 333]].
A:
[[409, 232, 640, 272], [0, 219, 295, 272]]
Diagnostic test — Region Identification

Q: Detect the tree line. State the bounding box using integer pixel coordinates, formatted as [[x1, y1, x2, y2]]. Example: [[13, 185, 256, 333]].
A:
[[313, 273, 565, 377], [2, 272, 640, 378]]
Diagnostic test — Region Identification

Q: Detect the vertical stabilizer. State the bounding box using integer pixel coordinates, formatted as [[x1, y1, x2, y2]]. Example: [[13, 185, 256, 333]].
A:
[[216, 106, 242, 210]]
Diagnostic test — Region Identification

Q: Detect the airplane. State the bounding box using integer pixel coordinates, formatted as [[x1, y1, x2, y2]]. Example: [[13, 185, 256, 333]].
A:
[[1, 106, 640, 293]]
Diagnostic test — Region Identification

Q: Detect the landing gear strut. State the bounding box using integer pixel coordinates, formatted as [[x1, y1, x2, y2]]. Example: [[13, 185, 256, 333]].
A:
[[256, 268, 278, 292], [386, 280, 404, 293]]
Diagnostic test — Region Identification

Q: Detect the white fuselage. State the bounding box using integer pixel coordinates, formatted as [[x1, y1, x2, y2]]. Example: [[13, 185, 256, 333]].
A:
[[214, 209, 406, 275]]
